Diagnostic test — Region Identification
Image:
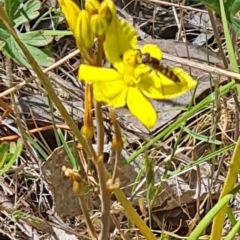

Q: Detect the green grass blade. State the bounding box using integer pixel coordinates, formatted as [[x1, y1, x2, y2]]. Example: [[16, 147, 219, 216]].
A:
[[0, 138, 23, 176], [166, 143, 235, 179], [211, 135, 240, 239], [0, 152, 8, 169], [183, 127, 222, 145], [23, 133, 48, 160], [225, 220, 240, 240], [57, 129, 78, 170], [227, 207, 240, 235], [188, 184, 240, 240], [126, 81, 235, 164]]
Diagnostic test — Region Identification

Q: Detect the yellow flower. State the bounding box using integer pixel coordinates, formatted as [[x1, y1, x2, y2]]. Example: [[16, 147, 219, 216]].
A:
[[79, 49, 156, 128], [78, 16, 196, 128], [79, 45, 196, 129]]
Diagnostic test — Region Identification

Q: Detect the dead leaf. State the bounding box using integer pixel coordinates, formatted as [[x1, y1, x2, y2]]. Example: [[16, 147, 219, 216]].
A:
[[42, 143, 82, 217]]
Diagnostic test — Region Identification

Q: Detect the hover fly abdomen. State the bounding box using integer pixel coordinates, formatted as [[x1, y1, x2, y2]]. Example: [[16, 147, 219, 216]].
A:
[[141, 52, 181, 83]]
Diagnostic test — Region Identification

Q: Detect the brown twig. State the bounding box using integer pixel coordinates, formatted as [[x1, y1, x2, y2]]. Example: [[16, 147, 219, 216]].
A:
[[78, 196, 98, 239], [109, 109, 123, 183]]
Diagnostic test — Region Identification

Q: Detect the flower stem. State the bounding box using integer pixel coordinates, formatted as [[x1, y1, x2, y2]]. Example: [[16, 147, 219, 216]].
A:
[[95, 101, 104, 156], [94, 98, 110, 240], [97, 35, 104, 67], [96, 156, 110, 240], [78, 195, 98, 239], [109, 109, 123, 183], [113, 187, 157, 240], [94, 35, 110, 240]]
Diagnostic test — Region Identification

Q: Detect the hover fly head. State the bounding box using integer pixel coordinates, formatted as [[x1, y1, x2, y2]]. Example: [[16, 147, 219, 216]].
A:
[[140, 52, 161, 69]]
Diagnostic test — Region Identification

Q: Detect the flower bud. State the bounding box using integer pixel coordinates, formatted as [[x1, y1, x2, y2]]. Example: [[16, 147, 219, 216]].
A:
[[73, 180, 89, 196], [58, 0, 81, 33], [100, 0, 116, 21], [106, 178, 120, 192], [90, 14, 108, 36], [85, 0, 101, 14], [74, 10, 94, 50], [81, 124, 94, 139], [112, 136, 123, 152]]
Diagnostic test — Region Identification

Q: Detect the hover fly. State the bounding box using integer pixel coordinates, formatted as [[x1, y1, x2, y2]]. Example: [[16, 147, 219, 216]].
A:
[[140, 52, 181, 83]]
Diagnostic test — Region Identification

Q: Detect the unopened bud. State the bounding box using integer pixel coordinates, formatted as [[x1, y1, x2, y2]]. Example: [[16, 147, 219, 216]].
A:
[[112, 136, 123, 152], [73, 180, 89, 196], [106, 178, 120, 193], [100, 0, 116, 21], [58, 0, 81, 33], [74, 10, 94, 50], [81, 124, 94, 139], [85, 0, 101, 14], [90, 15, 108, 36]]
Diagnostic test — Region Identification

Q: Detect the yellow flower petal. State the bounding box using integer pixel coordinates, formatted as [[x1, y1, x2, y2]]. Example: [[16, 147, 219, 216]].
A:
[[78, 64, 127, 106], [79, 64, 121, 82], [134, 64, 152, 81], [93, 82, 128, 107], [127, 87, 157, 129], [139, 67, 197, 99], [57, 0, 81, 32], [93, 80, 126, 100], [104, 18, 137, 67], [172, 67, 197, 89], [140, 44, 163, 61]]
